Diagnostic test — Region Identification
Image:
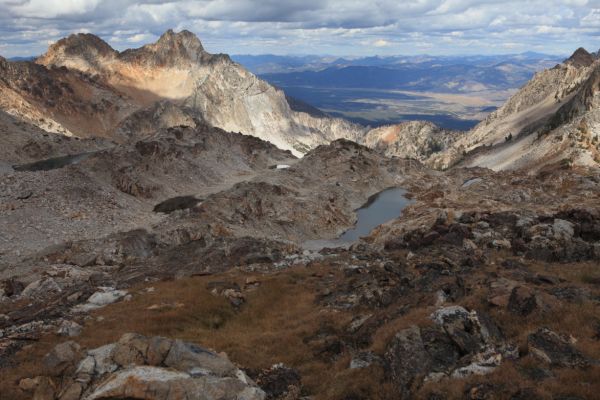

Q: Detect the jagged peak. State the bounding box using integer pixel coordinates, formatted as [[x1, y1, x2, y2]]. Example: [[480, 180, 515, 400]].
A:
[[42, 33, 116, 59], [565, 47, 596, 68], [156, 29, 203, 49], [119, 29, 209, 67]]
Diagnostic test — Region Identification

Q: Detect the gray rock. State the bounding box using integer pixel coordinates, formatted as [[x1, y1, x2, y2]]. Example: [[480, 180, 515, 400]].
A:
[[385, 326, 431, 397], [88, 344, 118, 375], [21, 277, 62, 299], [552, 219, 575, 240], [350, 351, 380, 369], [43, 341, 82, 376], [528, 328, 588, 368], [86, 366, 266, 400], [72, 287, 127, 312], [164, 339, 237, 377], [57, 320, 83, 337]]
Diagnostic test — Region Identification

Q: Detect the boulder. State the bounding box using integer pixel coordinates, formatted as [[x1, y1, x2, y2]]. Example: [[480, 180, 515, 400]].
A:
[[256, 364, 302, 400], [488, 278, 519, 308], [552, 219, 575, 241], [21, 278, 62, 299], [57, 320, 83, 337], [43, 341, 83, 376], [431, 306, 481, 354], [508, 286, 539, 316], [111, 333, 151, 366], [72, 287, 127, 312], [36, 334, 266, 400], [86, 366, 265, 400], [527, 328, 588, 368], [163, 339, 238, 377], [385, 326, 432, 396]]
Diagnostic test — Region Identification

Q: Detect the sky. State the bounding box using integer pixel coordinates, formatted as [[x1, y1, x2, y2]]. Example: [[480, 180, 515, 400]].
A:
[[1, 0, 600, 58]]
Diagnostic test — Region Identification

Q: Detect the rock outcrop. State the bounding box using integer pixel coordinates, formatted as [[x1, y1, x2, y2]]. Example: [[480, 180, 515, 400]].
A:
[[362, 121, 464, 164], [23, 334, 266, 400]]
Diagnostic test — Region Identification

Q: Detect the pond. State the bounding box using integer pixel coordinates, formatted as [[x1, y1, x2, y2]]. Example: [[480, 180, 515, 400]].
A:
[[13, 152, 92, 172], [303, 187, 413, 250]]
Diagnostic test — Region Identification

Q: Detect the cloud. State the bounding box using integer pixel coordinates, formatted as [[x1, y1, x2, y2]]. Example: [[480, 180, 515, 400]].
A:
[[373, 39, 390, 48], [0, 0, 597, 57]]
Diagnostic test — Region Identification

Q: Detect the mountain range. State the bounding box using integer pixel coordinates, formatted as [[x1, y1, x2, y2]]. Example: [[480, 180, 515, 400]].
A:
[[233, 52, 562, 129], [2, 31, 596, 171], [1, 30, 600, 400]]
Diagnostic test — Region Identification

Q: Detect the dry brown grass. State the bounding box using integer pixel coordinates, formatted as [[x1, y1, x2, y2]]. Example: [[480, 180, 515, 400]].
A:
[[1, 265, 380, 399], [369, 307, 434, 354], [2, 256, 599, 400]]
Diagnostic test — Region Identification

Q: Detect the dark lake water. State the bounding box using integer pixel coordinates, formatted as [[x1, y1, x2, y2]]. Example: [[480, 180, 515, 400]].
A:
[[304, 187, 412, 250], [13, 153, 92, 172]]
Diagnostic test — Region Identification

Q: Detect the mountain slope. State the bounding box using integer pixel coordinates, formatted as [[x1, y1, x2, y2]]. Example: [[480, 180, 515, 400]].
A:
[[34, 30, 364, 156], [428, 48, 600, 171]]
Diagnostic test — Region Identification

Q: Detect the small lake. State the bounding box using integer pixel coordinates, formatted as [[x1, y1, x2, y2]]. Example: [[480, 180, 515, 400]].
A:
[[304, 187, 412, 250]]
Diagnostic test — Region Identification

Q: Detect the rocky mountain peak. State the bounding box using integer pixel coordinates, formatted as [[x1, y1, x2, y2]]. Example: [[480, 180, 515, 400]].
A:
[[156, 29, 204, 51], [38, 33, 116, 66], [119, 29, 210, 67], [565, 47, 596, 68]]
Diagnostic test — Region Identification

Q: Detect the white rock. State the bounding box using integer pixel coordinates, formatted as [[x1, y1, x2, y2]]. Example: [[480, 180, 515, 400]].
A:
[[430, 306, 470, 325], [72, 287, 128, 312], [88, 344, 118, 375], [57, 320, 83, 337]]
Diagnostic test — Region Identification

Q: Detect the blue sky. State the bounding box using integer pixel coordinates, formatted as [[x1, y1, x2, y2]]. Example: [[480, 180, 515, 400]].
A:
[[0, 0, 599, 57]]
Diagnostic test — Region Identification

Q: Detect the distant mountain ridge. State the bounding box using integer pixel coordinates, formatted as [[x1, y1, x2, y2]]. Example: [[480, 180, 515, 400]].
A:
[[233, 52, 563, 75], [258, 55, 562, 94]]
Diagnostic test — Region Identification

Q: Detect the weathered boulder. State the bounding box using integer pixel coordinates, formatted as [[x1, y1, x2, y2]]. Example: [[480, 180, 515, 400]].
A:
[[21, 277, 62, 299], [256, 364, 302, 400], [163, 339, 238, 377], [86, 366, 264, 400], [527, 328, 589, 368], [57, 320, 83, 337], [33, 334, 265, 400], [385, 326, 432, 397], [43, 341, 83, 376], [72, 287, 127, 312], [508, 286, 539, 316]]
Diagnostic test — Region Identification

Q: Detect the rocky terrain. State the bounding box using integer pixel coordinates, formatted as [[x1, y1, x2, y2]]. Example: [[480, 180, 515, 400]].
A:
[[362, 121, 464, 163], [1, 32, 600, 400], [427, 48, 600, 171]]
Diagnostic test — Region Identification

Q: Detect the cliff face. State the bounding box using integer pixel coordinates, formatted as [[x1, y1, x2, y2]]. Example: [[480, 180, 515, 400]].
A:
[[362, 121, 464, 164], [31, 30, 364, 156]]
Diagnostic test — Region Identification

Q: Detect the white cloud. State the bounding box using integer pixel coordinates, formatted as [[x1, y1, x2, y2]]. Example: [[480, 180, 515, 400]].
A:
[[0, 0, 596, 57], [7, 0, 101, 18], [373, 39, 390, 47]]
